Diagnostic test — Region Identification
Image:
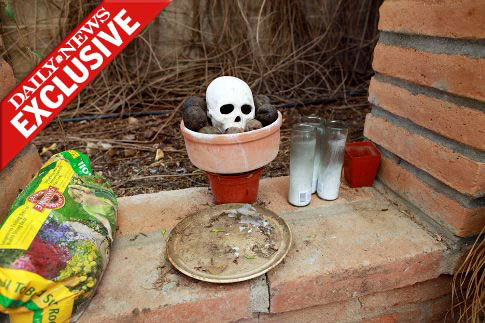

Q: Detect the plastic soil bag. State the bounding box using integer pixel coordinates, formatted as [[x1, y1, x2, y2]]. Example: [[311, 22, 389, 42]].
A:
[[0, 150, 117, 322]]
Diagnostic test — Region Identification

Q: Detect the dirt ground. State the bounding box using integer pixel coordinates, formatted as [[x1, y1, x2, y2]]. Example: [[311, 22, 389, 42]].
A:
[[33, 96, 370, 197]]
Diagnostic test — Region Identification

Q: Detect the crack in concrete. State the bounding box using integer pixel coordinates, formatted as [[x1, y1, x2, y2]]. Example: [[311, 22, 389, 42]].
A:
[[249, 274, 270, 314]]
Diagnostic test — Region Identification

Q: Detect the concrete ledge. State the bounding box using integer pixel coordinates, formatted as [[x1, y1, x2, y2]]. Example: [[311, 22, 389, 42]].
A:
[[81, 177, 455, 322]]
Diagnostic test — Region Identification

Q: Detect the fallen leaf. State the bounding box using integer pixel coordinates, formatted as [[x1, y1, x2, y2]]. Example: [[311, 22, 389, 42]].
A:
[[211, 228, 225, 233], [306, 234, 317, 239], [143, 129, 156, 139], [106, 148, 117, 158], [244, 255, 256, 260], [40, 143, 58, 155], [86, 142, 99, 155], [122, 134, 136, 141], [150, 160, 165, 167], [164, 146, 177, 152], [161, 228, 167, 237], [155, 149, 164, 161], [99, 143, 113, 150], [127, 117, 138, 124], [124, 149, 136, 157]]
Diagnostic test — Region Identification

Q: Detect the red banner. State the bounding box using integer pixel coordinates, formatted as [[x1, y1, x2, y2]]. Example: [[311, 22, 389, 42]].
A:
[[0, 0, 171, 169]]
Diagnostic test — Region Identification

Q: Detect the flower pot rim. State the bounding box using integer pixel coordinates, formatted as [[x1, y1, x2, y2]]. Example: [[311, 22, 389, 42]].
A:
[[181, 111, 282, 145], [345, 141, 381, 159]]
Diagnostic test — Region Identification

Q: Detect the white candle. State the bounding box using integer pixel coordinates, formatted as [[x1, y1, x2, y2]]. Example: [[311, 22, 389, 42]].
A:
[[317, 121, 348, 201], [288, 124, 316, 207]]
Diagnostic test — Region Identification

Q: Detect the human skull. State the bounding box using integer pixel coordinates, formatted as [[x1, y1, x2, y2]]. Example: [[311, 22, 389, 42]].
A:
[[206, 76, 255, 132]]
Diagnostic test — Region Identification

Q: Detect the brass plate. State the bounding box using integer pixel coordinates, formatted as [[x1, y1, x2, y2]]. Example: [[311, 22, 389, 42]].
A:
[[166, 203, 292, 283]]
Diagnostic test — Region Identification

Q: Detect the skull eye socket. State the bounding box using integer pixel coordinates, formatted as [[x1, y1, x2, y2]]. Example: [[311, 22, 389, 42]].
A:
[[220, 104, 234, 114], [241, 104, 252, 115]]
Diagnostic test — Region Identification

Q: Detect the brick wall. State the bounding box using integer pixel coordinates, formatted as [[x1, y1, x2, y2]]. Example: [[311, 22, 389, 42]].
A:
[[0, 37, 42, 219], [364, 0, 485, 238]]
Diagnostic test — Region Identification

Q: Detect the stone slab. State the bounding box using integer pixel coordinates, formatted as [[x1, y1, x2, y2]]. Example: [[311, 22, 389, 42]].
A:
[[81, 176, 450, 321], [266, 190, 447, 313], [81, 229, 252, 322]]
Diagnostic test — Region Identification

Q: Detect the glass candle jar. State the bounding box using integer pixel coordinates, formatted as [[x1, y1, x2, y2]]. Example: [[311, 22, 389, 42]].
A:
[[288, 124, 316, 207], [317, 120, 348, 201], [300, 116, 326, 193]]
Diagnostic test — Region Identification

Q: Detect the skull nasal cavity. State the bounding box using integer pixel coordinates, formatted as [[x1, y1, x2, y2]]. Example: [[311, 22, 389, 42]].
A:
[[241, 105, 252, 115], [220, 104, 234, 114], [235, 116, 241, 122]]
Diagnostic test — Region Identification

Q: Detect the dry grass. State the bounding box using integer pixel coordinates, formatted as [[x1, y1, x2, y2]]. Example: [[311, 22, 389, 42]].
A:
[[1, 0, 382, 117], [452, 228, 485, 323]]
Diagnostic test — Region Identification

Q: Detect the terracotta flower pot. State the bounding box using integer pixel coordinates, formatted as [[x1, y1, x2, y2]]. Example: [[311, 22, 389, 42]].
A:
[[206, 168, 263, 204], [180, 112, 282, 174]]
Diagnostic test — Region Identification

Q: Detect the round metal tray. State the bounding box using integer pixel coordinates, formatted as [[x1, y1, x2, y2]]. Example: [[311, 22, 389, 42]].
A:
[[166, 203, 292, 283]]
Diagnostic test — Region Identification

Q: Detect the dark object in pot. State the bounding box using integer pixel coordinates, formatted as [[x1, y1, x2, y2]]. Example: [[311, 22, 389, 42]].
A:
[[254, 95, 270, 107], [199, 126, 222, 134], [225, 127, 245, 134], [245, 119, 263, 132], [182, 96, 206, 112], [183, 105, 209, 131], [256, 103, 278, 127]]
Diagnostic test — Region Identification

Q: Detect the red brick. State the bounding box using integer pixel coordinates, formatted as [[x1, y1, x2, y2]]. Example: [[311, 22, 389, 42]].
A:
[[427, 295, 453, 322], [379, 0, 485, 39], [373, 44, 485, 102], [138, 289, 252, 323], [266, 183, 447, 313], [80, 231, 252, 323], [261, 277, 451, 323], [369, 78, 485, 150], [85, 289, 251, 323], [259, 298, 360, 322], [377, 155, 485, 237], [360, 276, 452, 313], [0, 144, 42, 221], [364, 115, 485, 197], [362, 310, 423, 323], [0, 60, 16, 100], [269, 250, 445, 313]]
